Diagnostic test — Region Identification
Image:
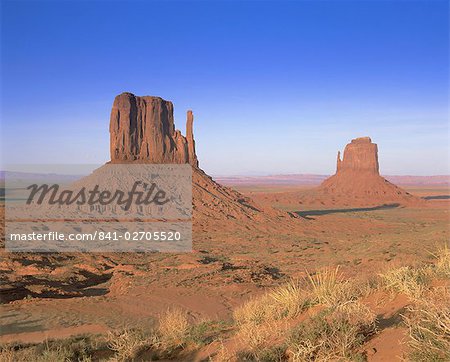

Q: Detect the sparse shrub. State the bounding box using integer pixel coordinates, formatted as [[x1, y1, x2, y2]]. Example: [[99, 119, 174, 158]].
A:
[[234, 294, 277, 326], [380, 266, 429, 298], [188, 320, 211, 346], [236, 321, 284, 355], [107, 328, 147, 361], [358, 276, 379, 298], [35, 345, 74, 362], [287, 304, 375, 361], [0, 345, 17, 362], [404, 289, 450, 361], [236, 320, 288, 361], [237, 344, 287, 362], [0, 337, 98, 362], [157, 307, 190, 350], [211, 341, 235, 362], [256, 345, 287, 362], [188, 320, 229, 347], [432, 243, 450, 277], [51, 336, 94, 361], [334, 301, 377, 338]]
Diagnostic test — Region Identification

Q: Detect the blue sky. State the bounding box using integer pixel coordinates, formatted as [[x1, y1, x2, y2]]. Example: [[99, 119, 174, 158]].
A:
[[1, 0, 448, 175]]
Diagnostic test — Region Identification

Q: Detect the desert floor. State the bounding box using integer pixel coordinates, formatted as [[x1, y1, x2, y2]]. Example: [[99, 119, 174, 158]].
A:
[[0, 184, 449, 360]]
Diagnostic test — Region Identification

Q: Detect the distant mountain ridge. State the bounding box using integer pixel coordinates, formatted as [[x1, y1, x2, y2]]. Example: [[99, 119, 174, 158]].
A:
[[215, 174, 450, 187], [2, 172, 449, 187]]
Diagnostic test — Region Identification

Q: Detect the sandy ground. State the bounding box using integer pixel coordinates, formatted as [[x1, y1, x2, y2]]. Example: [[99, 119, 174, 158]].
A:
[[0, 184, 448, 359]]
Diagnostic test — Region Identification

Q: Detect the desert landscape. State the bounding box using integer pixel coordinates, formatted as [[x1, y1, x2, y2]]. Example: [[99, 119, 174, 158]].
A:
[[0, 92, 449, 361], [1, 1, 448, 361]]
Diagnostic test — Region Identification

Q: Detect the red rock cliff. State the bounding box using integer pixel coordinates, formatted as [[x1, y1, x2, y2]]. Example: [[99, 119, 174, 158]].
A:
[[337, 137, 379, 175], [109, 92, 198, 166], [108, 92, 296, 228]]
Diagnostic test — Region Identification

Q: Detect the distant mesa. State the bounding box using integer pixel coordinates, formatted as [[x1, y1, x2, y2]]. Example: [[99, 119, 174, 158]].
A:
[[316, 137, 421, 206]]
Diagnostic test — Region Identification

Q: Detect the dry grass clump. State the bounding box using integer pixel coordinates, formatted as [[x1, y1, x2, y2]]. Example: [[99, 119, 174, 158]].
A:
[[287, 302, 376, 362], [234, 268, 361, 329], [107, 308, 191, 360], [0, 337, 95, 362], [233, 271, 371, 360], [269, 279, 311, 318], [188, 320, 230, 347], [236, 321, 284, 359], [234, 298, 288, 359], [0, 345, 23, 362], [334, 301, 377, 337], [403, 289, 450, 361], [379, 244, 450, 300], [306, 267, 359, 307], [1, 311, 223, 362], [233, 279, 309, 359], [35, 345, 78, 362], [211, 342, 236, 362], [234, 279, 310, 327], [432, 243, 450, 277], [156, 307, 190, 350], [379, 266, 429, 299], [234, 294, 277, 326], [107, 328, 147, 361], [236, 344, 287, 362]]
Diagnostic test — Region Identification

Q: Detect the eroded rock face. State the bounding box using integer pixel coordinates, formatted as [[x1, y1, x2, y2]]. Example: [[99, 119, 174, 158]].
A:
[[109, 92, 198, 166], [337, 137, 379, 174], [108, 92, 297, 228]]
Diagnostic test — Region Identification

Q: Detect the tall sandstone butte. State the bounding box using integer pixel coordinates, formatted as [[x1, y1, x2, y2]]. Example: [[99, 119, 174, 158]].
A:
[[317, 137, 420, 205], [110, 92, 198, 166], [108, 92, 295, 228], [337, 137, 379, 174]]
